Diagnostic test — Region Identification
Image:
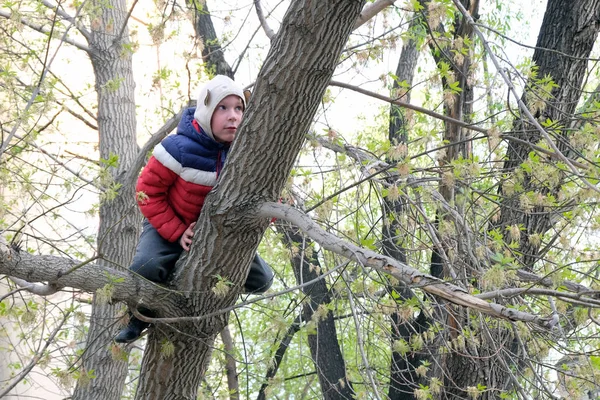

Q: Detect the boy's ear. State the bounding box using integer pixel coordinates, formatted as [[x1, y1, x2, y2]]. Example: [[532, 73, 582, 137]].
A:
[[204, 89, 211, 106], [243, 89, 252, 105]]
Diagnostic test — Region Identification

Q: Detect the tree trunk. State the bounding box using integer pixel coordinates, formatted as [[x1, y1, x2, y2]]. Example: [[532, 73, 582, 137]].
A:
[[191, 5, 355, 398], [498, 0, 600, 269], [133, 2, 365, 398], [187, 0, 234, 79], [277, 220, 354, 399], [427, 0, 508, 397], [72, 1, 140, 399], [384, 6, 429, 398]]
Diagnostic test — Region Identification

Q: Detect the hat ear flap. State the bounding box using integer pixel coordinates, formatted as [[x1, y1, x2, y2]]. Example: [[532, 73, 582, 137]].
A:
[[204, 89, 211, 106], [243, 89, 252, 105]]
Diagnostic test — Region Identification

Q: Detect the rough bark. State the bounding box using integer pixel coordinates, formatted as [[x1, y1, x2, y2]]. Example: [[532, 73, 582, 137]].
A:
[[72, 1, 140, 399], [132, 2, 365, 398], [277, 220, 354, 399], [220, 326, 239, 399]]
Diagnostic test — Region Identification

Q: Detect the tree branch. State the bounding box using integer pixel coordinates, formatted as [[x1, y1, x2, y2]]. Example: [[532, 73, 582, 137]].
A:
[[39, 0, 92, 40], [9, 276, 60, 296], [0, 10, 90, 53], [0, 244, 183, 311], [256, 315, 302, 400], [114, 0, 139, 45], [220, 325, 240, 399], [0, 309, 72, 398], [318, 134, 597, 296], [253, 0, 275, 40], [477, 287, 600, 307], [354, 0, 397, 29], [257, 202, 555, 328]]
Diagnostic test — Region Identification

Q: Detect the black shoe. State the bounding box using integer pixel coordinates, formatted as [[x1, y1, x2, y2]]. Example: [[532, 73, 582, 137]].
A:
[[114, 315, 150, 344]]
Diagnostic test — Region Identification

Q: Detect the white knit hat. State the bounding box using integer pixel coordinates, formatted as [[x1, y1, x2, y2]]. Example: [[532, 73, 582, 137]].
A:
[[194, 75, 246, 140]]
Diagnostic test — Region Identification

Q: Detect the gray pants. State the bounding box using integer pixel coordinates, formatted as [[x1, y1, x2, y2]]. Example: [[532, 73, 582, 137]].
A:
[[130, 219, 274, 293]]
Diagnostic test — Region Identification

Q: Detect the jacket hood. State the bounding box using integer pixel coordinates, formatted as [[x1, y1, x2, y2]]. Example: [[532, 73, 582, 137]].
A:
[[193, 75, 246, 140], [178, 108, 229, 151]]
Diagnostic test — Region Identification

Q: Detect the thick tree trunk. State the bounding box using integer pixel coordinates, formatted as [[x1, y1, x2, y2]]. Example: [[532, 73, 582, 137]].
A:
[[72, 1, 140, 399], [133, 2, 365, 398]]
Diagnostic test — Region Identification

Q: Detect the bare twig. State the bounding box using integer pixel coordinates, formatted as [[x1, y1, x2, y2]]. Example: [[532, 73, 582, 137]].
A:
[[0, 1, 90, 160], [0, 310, 72, 398], [39, 0, 91, 40], [115, 0, 139, 45], [344, 275, 382, 400], [9, 277, 61, 296], [0, 9, 90, 53]]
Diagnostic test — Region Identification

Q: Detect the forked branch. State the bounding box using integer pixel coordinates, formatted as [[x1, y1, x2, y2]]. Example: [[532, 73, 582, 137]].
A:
[[257, 202, 556, 328]]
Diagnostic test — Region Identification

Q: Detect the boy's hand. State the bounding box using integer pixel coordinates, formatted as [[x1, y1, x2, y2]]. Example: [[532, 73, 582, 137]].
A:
[[179, 222, 196, 251]]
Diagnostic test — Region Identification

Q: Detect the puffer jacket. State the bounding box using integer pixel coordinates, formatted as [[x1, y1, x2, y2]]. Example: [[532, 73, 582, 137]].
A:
[[136, 108, 229, 242]]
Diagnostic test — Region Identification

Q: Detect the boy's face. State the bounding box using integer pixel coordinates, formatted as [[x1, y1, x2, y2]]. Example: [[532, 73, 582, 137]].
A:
[[211, 95, 244, 143]]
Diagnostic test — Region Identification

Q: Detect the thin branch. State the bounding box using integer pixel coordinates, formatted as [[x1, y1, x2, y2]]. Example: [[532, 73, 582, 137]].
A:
[[115, 0, 139, 45], [318, 134, 597, 296], [344, 276, 382, 400], [0, 2, 90, 160], [253, 0, 275, 40], [39, 0, 91, 40], [330, 79, 489, 135], [0, 9, 90, 53], [256, 314, 302, 400], [12, 133, 98, 187], [477, 287, 600, 307], [220, 325, 240, 400], [9, 276, 61, 296], [354, 0, 397, 30], [136, 262, 350, 325], [475, 21, 600, 63], [0, 310, 72, 398]]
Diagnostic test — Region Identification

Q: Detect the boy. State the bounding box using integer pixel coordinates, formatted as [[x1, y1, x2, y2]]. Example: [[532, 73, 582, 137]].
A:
[[115, 75, 274, 343]]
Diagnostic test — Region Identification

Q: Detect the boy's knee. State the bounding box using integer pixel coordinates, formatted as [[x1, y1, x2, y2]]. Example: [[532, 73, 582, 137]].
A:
[[130, 257, 172, 283], [244, 254, 274, 294]]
